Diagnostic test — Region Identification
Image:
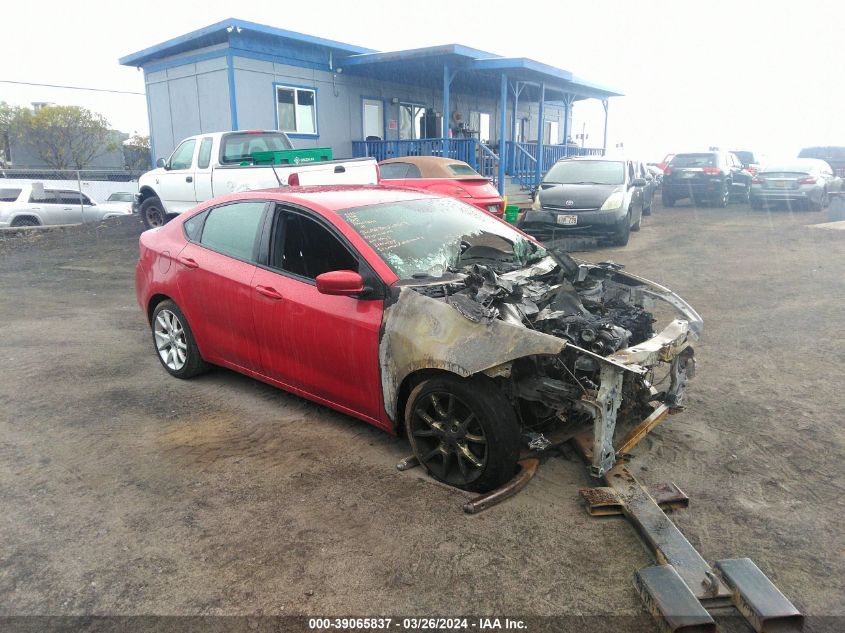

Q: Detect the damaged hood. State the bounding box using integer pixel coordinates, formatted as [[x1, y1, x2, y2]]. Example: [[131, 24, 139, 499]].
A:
[[378, 249, 702, 422]]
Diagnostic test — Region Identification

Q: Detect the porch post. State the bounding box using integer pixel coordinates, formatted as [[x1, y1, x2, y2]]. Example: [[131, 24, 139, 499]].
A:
[[602, 99, 609, 156], [498, 73, 507, 196], [511, 81, 519, 146], [563, 94, 573, 157], [443, 63, 450, 156], [535, 82, 545, 186]]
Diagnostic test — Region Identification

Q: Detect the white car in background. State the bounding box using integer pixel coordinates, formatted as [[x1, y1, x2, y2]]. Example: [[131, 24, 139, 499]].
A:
[[0, 184, 132, 227], [96, 191, 136, 215]]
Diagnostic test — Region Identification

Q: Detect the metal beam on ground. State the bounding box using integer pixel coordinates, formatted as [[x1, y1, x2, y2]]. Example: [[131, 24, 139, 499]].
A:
[[498, 73, 507, 196]]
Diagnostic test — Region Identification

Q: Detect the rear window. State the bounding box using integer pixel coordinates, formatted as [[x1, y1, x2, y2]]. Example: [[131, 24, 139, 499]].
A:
[[379, 162, 421, 179], [670, 153, 717, 168], [732, 151, 755, 164], [0, 188, 21, 202], [220, 132, 293, 165], [447, 163, 480, 176]]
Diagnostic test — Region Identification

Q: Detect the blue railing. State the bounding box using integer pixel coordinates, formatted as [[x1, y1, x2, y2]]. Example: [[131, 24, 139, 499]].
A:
[[504, 142, 605, 189], [352, 138, 605, 190], [352, 138, 480, 170]]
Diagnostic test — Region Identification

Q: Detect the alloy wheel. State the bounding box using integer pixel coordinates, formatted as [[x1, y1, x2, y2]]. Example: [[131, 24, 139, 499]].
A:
[[154, 309, 188, 370], [410, 391, 488, 487]]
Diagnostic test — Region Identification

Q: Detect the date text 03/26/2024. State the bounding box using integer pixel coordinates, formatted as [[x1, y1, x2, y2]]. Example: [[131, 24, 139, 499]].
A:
[[308, 617, 527, 630]]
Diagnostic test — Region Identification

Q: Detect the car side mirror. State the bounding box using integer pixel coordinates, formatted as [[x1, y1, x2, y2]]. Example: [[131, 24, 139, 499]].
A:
[[632, 178, 647, 187], [156, 158, 167, 169], [316, 270, 364, 296]]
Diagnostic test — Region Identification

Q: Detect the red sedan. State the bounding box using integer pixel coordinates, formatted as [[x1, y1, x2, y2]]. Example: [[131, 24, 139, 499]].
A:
[[379, 156, 504, 217], [136, 186, 701, 492]]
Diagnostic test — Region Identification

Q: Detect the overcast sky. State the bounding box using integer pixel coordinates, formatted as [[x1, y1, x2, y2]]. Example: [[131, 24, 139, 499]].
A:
[[2, 0, 843, 162]]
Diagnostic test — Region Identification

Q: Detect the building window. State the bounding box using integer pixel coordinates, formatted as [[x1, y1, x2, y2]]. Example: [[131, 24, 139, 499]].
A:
[[399, 103, 426, 140], [276, 85, 317, 135]]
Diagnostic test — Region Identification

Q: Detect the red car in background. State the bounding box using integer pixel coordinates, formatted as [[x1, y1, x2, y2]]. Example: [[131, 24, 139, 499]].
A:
[[378, 156, 504, 217]]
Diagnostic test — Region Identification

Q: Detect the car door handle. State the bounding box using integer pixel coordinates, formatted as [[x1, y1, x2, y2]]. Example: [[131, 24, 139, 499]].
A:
[[177, 256, 199, 269], [186, 176, 193, 183], [256, 285, 283, 300]]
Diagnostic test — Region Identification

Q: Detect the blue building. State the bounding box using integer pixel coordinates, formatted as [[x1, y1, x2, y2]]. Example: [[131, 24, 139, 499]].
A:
[[120, 18, 621, 193]]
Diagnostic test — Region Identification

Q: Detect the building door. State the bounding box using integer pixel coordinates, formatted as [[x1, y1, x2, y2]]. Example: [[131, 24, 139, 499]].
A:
[[399, 103, 426, 140], [362, 99, 384, 140], [544, 120, 560, 145], [470, 111, 492, 143]]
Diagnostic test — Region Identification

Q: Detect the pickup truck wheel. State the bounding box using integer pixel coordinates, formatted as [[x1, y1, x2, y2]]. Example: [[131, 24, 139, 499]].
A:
[[151, 300, 209, 379], [140, 197, 168, 230], [405, 374, 520, 493]]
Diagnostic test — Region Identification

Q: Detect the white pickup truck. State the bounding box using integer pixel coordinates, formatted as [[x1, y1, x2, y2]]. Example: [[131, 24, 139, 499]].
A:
[[135, 130, 379, 229]]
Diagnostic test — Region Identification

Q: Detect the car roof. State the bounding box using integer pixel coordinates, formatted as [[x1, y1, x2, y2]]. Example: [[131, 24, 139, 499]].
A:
[[380, 155, 477, 178]]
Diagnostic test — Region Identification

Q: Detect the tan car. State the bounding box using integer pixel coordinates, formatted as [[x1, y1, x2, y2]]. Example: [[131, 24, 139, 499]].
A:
[[379, 156, 504, 217]]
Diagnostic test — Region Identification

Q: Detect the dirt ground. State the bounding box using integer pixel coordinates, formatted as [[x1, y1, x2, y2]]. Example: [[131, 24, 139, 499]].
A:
[[1, 199, 843, 632]]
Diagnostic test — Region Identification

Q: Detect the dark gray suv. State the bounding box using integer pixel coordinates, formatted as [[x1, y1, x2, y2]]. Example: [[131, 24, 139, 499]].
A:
[[519, 157, 646, 246]]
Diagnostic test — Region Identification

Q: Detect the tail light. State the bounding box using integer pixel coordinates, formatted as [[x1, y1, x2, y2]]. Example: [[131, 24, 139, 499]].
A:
[[798, 176, 817, 185], [664, 167, 673, 176], [702, 167, 722, 175], [288, 172, 300, 186]]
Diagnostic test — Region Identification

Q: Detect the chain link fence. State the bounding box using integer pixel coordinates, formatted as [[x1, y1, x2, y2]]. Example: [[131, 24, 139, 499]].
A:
[[0, 168, 143, 203]]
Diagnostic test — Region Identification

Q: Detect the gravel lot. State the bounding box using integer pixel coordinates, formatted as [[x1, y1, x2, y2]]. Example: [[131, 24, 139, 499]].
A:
[[1, 200, 843, 632]]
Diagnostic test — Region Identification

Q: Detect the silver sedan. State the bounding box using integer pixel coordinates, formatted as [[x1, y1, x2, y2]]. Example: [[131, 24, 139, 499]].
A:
[[750, 159, 842, 211]]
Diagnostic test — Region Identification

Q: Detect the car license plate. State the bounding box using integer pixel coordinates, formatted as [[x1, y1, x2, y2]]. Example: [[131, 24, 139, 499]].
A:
[[774, 181, 790, 188], [557, 214, 577, 225], [681, 171, 696, 178]]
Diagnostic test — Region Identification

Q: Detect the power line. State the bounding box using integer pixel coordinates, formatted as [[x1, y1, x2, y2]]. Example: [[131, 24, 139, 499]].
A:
[[0, 80, 144, 96]]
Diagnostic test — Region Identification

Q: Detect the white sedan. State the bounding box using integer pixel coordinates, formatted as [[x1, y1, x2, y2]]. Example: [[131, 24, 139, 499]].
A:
[[0, 184, 133, 227]]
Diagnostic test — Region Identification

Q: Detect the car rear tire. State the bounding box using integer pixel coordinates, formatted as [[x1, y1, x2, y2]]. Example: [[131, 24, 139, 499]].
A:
[[150, 300, 209, 379], [661, 192, 675, 207], [810, 190, 828, 211], [140, 197, 168, 230], [632, 214, 642, 231], [405, 374, 520, 493], [716, 183, 729, 208], [750, 199, 764, 211], [642, 202, 652, 216], [11, 216, 40, 227]]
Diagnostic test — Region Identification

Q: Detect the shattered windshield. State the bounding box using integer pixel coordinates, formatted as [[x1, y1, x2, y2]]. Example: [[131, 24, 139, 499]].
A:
[[338, 197, 545, 280]]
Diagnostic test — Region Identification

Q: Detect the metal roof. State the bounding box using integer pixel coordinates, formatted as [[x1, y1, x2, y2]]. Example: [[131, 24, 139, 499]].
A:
[[119, 19, 622, 100], [119, 18, 376, 67]]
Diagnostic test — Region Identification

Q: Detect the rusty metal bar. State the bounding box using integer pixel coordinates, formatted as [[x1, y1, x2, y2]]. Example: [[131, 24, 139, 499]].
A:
[[573, 434, 732, 604], [715, 559, 804, 633], [580, 481, 688, 517], [636, 565, 716, 633], [463, 458, 539, 514], [615, 403, 670, 457]]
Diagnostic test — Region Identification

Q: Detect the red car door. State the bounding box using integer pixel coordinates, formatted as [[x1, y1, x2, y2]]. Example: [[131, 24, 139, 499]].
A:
[[251, 206, 386, 426], [175, 200, 268, 372]]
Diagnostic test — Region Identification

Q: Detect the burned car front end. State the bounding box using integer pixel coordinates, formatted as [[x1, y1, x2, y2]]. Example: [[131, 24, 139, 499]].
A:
[[340, 195, 701, 487]]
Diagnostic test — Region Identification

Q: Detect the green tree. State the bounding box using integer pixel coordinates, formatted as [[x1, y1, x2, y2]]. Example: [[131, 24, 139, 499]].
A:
[[25, 105, 113, 170], [122, 133, 151, 171], [0, 102, 29, 167]]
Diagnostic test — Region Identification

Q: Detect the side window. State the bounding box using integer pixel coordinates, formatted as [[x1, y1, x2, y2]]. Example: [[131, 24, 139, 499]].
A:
[[379, 162, 410, 179], [183, 210, 209, 242], [169, 139, 197, 170], [199, 202, 266, 261], [273, 211, 358, 280], [32, 189, 61, 204], [197, 137, 213, 169], [59, 191, 84, 205], [406, 163, 422, 178]]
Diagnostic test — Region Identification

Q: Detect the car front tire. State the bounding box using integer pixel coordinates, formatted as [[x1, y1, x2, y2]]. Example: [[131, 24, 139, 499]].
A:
[[612, 209, 632, 246], [150, 300, 209, 379], [405, 374, 520, 493]]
